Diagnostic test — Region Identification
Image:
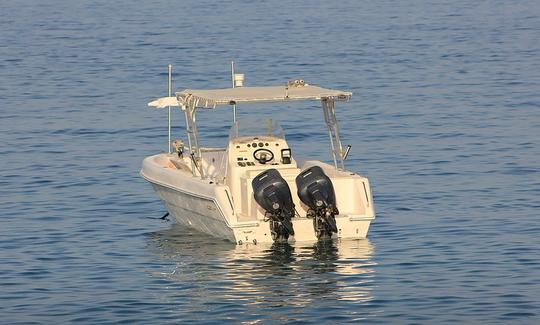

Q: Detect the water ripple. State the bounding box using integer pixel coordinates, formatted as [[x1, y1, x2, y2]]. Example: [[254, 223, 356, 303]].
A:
[[1, 0, 540, 323]]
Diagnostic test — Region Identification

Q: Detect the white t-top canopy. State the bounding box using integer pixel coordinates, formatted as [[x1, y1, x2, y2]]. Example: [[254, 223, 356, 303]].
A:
[[148, 84, 352, 109]]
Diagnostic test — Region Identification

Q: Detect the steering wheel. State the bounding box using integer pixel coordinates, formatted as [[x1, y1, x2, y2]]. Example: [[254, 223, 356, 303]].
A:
[[253, 148, 274, 164]]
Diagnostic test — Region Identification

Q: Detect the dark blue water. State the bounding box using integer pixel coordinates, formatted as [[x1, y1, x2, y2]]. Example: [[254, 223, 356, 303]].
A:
[[1, 0, 539, 323]]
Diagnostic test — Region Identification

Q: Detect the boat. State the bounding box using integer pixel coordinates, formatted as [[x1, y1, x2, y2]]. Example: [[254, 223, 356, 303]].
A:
[[141, 64, 375, 244]]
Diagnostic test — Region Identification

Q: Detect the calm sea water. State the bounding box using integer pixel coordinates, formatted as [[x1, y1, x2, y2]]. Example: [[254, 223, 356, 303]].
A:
[[1, 0, 539, 323]]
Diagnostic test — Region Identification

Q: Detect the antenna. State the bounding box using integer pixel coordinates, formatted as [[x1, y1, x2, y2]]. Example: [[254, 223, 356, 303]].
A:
[[231, 61, 235, 88], [231, 61, 237, 124], [231, 61, 239, 137], [168, 64, 172, 154]]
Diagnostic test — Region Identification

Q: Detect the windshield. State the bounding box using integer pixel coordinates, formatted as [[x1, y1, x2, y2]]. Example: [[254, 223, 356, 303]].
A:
[[229, 118, 285, 140]]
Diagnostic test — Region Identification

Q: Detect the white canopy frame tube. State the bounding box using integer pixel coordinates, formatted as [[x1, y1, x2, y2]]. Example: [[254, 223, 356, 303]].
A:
[[322, 97, 346, 170], [182, 95, 206, 178], [191, 102, 205, 178], [181, 95, 196, 176]]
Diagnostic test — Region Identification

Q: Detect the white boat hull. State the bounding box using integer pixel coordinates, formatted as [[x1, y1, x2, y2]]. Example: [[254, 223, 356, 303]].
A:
[[141, 153, 375, 244], [149, 182, 236, 242]]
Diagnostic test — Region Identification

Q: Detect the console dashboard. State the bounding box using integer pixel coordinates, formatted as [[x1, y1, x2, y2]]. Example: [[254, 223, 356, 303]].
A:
[[229, 136, 294, 168]]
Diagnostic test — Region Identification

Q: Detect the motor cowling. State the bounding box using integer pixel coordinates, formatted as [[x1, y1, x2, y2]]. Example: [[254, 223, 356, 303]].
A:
[[252, 169, 295, 242], [296, 166, 339, 239]]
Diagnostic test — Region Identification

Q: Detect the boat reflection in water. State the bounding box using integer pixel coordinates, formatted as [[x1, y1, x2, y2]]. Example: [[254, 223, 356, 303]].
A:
[[146, 223, 376, 318]]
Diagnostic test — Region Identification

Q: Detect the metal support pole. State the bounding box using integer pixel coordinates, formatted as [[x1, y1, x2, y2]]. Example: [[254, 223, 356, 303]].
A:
[[183, 97, 196, 175], [167, 64, 172, 154], [191, 100, 205, 179], [322, 98, 338, 169], [329, 98, 346, 170]]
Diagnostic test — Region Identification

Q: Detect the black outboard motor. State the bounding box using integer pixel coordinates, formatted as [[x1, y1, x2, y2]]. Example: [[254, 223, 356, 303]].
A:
[[252, 169, 295, 242], [296, 166, 339, 240]]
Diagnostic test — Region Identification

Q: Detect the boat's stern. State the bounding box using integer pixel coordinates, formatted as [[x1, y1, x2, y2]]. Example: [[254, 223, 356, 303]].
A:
[[141, 139, 375, 245], [226, 158, 375, 244]]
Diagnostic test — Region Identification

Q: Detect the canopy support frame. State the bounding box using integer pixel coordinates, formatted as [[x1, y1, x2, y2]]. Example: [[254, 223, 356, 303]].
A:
[[322, 97, 346, 170], [181, 95, 205, 178]]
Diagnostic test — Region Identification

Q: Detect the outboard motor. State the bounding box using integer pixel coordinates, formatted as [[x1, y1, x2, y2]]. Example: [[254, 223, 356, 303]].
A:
[[296, 166, 339, 240], [252, 169, 295, 242]]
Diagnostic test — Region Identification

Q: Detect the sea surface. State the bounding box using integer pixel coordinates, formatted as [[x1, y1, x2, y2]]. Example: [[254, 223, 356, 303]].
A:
[[1, 0, 539, 323]]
